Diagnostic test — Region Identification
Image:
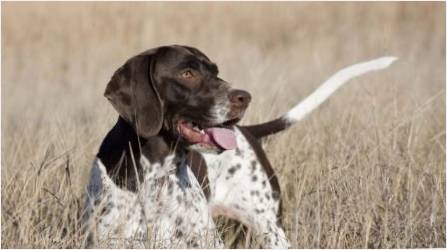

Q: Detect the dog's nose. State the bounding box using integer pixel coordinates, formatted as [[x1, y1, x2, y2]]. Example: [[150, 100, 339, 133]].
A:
[[229, 89, 251, 107]]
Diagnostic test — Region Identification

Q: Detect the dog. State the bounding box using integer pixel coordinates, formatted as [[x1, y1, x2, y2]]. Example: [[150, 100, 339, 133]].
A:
[[81, 44, 396, 248]]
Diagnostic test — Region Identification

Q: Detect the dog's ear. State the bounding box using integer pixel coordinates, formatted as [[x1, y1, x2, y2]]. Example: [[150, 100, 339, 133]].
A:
[[104, 49, 163, 138]]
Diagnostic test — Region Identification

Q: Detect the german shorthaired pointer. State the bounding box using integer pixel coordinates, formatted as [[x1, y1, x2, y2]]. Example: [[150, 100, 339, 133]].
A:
[[81, 44, 396, 248]]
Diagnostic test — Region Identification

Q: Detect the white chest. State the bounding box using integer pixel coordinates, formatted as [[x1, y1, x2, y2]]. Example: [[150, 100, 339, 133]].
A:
[[200, 128, 263, 203]]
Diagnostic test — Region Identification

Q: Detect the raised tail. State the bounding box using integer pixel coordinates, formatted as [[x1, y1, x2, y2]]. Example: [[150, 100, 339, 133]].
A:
[[243, 56, 398, 138]]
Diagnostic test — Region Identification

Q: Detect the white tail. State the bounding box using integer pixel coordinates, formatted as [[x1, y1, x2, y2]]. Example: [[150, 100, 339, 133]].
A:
[[284, 56, 398, 123]]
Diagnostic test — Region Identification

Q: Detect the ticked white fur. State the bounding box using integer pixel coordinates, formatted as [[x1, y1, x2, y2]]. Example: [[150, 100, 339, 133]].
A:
[[82, 155, 222, 248], [202, 127, 289, 248]]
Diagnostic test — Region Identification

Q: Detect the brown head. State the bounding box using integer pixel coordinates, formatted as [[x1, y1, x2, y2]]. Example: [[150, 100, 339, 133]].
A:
[[104, 45, 251, 153]]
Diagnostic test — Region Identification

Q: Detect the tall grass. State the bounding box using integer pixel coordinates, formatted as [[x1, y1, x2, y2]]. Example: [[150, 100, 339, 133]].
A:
[[2, 2, 445, 248]]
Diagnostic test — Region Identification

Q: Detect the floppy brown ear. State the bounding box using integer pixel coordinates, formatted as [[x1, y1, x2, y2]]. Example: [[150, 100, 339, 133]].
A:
[[104, 50, 163, 138]]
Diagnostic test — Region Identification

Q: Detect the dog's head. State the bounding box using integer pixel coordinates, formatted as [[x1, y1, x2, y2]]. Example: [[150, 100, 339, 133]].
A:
[[105, 45, 251, 153]]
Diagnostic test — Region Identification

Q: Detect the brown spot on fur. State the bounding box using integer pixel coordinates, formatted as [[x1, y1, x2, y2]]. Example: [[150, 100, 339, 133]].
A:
[[238, 126, 284, 225]]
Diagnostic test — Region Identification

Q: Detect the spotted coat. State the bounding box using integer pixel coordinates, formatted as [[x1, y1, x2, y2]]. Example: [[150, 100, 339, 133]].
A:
[[82, 153, 222, 248], [203, 127, 289, 248]]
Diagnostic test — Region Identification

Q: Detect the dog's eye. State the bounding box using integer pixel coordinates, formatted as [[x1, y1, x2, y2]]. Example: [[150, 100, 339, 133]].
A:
[[181, 70, 194, 79]]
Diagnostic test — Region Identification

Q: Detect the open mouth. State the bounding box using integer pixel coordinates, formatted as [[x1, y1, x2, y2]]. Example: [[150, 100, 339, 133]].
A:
[[177, 118, 240, 150]]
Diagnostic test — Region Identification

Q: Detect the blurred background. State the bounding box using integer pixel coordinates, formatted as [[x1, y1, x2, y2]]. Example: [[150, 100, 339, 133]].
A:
[[2, 2, 445, 248]]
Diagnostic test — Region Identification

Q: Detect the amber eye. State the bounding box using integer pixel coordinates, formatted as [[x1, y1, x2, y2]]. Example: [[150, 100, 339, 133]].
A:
[[181, 70, 194, 79]]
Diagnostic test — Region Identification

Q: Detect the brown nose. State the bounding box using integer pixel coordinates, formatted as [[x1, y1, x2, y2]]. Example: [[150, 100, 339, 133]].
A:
[[229, 89, 251, 108]]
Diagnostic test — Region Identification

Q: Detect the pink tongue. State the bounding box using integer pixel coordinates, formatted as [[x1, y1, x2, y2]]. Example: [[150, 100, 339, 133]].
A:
[[204, 127, 237, 150]]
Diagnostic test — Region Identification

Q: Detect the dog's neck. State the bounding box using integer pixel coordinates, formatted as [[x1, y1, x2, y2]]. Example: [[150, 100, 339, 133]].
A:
[[97, 116, 185, 191]]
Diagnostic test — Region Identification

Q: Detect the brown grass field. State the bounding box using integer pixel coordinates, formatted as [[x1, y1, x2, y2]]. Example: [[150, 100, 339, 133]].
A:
[[1, 2, 445, 248]]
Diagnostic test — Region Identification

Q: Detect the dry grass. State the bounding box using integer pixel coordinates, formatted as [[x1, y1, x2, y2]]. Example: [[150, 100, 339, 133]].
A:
[[1, 2, 445, 248]]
